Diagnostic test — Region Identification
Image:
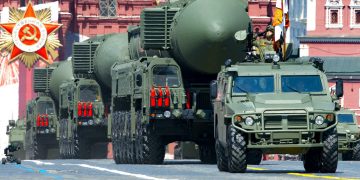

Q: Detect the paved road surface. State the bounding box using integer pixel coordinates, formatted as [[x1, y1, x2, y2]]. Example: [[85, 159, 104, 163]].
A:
[[0, 159, 359, 180]]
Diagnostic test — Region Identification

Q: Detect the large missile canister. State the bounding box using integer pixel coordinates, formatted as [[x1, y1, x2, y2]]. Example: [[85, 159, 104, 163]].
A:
[[93, 33, 129, 88], [49, 60, 74, 101], [170, 0, 250, 75]]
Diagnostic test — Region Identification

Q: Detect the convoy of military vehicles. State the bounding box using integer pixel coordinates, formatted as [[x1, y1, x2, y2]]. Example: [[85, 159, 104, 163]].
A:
[[3, 0, 360, 174]]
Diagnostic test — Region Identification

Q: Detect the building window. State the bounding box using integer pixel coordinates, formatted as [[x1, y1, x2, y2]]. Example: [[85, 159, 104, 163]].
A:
[[20, 0, 26, 7], [325, 0, 343, 28], [350, 0, 360, 28], [99, 0, 117, 17], [331, 10, 338, 23]]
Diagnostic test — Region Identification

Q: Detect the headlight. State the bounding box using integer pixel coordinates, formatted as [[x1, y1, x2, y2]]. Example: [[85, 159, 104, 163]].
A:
[[245, 117, 254, 126], [315, 115, 324, 125], [164, 111, 171, 118], [350, 134, 355, 140], [273, 54, 280, 62], [88, 119, 94, 125]]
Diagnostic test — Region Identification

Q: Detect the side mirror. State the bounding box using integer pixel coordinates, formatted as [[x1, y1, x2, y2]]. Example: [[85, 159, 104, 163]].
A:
[[9, 120, 15, 127], [6, 125, 9, 135], [336, 79, 343, 98], [210, 80, 218, 99]]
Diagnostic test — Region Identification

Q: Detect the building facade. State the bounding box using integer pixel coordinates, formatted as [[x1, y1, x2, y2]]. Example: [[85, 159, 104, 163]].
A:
[[300, 0, 360, 121], [0, 0, 161, 118]]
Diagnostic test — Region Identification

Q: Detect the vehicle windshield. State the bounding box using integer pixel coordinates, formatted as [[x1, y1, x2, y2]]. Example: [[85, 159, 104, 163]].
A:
[[79, 85, 100, 102], [233, 76, 274, 93], [337, 114, 355, 124], [281, 75, 323, 93], [37, 101, 55, 115], [153, 66, 180, 87]]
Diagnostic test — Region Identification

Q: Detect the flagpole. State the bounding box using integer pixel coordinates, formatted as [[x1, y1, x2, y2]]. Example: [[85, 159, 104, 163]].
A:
[[283, 0, 286, 61]]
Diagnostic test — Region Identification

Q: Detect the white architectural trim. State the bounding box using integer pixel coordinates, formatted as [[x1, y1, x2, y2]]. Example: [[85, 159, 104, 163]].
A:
[[325, 0, 344, 29], [307, 0, 316, 31], [350, 0, 360, 28], [299, 44, 309, 57]]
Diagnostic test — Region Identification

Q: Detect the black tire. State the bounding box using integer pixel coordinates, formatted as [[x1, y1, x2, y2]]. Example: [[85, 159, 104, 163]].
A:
[[112, 111, 121, 164], [2, 158, 5, 165], [320, 128, 338, 173], [141, 124, 165, 164], [119, 112, 127, 163], [199, 143, 216, 164], [303, 148, 321, 173], [125, 112, 135, 164], [59, 118, 67, 159], [247, 150, 262, 165], [353, 142, 360, 161], [215, 140, 228, 171], [134, 111, 143, 164], [33, 134, 45, 159], [16, 158, 21, 164], [227, 125, 247, 173]]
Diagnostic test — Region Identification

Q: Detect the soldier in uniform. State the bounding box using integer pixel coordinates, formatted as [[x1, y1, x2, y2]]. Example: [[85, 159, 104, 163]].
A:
[[252, 25, 275, 62]]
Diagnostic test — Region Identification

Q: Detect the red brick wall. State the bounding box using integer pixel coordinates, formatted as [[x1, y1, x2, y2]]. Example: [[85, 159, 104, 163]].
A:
[[308, 43, 360, 56]]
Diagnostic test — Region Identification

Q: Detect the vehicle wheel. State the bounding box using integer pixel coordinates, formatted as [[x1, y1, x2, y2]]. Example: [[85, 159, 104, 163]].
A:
[[16, 158, 21, 164], [174, 144, 182, 160], [59, 118, 67, 159], [112, 111, 121, 164], [199, 143, 216, 164], [303, 148, 321, 173], [342, 152, 352, 161], [320, 128, 338, 173], [33, 134, 45, 159], [215, 140, 228, 171], [135, 111, 143, 164], [2, 158, 5, 164], [141, 124, 165, 164], [126, 112, 135, 164], [352, 142, 360, 161], [247, 150, 262, 165], [227, 125, 247, 173], [118, 112, 126, 163]]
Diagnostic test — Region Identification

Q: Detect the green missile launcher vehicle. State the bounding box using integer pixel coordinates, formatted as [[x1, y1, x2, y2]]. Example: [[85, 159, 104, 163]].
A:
[[6, 119, 26, 160], [25, 62, 62, 160], [336, 109, 360, 161], [212, 59, 342, 173], [99, 0, 250, 164]]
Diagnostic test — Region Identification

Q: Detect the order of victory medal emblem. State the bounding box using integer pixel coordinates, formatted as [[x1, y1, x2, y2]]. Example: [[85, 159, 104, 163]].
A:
[[0, 1, 62, 68]]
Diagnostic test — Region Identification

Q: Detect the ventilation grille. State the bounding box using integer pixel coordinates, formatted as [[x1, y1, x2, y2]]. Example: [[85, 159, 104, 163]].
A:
[[140, 7, 179, 49], [33, 67, 54, 92], [72, 42, 100, 76]]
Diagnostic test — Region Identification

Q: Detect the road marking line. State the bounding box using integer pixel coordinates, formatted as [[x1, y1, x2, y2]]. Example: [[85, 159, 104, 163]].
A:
[[248, 166, 360, 180], [24, 160, 55, 165], [15, 164, 63, 180], [62, 163, 177, 180], [247, 167, 267, 171]]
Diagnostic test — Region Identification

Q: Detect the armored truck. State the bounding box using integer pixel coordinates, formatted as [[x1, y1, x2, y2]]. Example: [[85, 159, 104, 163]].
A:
[[6, 119, 26, 160], [212, 61, 342, 173], [336, 109, 360, 160]]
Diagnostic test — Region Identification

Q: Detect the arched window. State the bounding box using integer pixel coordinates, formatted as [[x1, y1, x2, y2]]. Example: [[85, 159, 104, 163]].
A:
[[350, 0, 360, 28], [325, 0, 343, 28], [99, 0, 117, 17]]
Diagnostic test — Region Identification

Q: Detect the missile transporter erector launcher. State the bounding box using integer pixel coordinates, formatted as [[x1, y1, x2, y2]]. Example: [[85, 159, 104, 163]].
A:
[[56, 35, 123, 159], [107, 0, 251, 164], [25, 64, 60, 159]]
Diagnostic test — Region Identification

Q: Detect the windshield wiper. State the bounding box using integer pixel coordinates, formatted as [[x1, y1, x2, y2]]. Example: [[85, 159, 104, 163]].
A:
[[235, 84, 248, 93], [285, 85, 301, 93]]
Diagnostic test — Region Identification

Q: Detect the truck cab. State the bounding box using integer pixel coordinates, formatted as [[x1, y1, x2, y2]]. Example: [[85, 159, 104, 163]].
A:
[[336, 109, 360, 160], [212, 61, 341, 173]]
